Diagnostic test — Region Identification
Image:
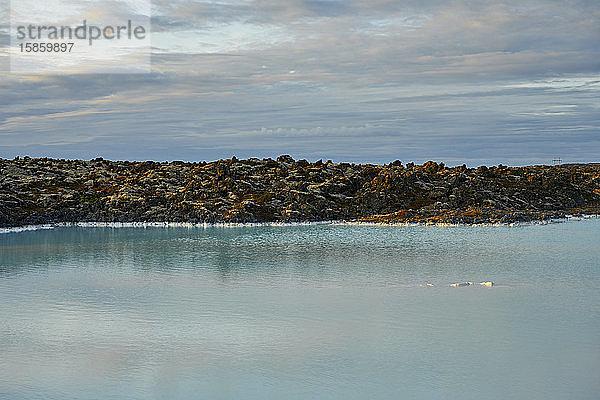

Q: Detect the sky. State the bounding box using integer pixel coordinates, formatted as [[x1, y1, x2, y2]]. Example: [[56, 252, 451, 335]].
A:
[[0, 0, 599, 166]]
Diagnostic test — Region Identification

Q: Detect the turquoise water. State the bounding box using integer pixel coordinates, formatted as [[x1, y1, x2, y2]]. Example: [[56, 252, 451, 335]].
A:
[[1, 220, 599, 400]]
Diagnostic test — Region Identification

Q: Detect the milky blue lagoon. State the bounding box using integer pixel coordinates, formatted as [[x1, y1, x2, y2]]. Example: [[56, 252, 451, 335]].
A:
[[1, 220, 599, 400]]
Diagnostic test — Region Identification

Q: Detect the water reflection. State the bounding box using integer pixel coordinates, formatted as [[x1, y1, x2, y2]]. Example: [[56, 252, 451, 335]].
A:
[[1, 221, 599, 399]]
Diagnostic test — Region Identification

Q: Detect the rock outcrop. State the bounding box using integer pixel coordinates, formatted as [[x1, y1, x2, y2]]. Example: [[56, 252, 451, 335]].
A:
[[1, 156, 599, 227], [449, 282, 494, 287]]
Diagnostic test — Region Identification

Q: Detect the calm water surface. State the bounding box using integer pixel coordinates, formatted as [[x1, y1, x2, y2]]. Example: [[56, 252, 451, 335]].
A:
[[1, 220, 599, 400]]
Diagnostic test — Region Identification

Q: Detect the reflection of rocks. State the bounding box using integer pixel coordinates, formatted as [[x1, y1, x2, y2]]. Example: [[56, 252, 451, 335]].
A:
[[1, 156, 599, 227]]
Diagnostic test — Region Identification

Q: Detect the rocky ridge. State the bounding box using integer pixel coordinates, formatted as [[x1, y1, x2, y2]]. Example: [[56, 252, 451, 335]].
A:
[[1, 156, 599, 227]]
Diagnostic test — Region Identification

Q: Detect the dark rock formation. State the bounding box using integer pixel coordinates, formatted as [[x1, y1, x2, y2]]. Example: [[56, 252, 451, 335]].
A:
[[1, 156, 599, 227]]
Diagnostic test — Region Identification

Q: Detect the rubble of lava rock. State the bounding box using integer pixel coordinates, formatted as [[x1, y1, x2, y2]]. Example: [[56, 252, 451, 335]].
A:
[[1, 155, 599, 227]]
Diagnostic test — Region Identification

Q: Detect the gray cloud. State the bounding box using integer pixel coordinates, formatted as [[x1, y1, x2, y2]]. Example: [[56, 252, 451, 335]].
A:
[[1, 0, 599, 164]]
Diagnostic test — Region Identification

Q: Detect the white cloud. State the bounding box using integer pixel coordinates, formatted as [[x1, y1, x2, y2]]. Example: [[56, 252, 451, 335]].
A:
[[153, 22, 293, 54]]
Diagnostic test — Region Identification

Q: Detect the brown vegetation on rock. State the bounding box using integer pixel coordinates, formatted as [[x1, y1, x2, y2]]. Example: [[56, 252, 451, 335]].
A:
[[1, 156, 599, 227]]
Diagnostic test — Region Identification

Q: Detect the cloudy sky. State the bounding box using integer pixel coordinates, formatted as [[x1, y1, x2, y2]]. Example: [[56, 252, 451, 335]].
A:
[[1, 0, 599, 165]]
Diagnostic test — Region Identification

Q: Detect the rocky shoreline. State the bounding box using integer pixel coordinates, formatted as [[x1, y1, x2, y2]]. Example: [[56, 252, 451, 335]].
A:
[[1, 156, 599, 228]]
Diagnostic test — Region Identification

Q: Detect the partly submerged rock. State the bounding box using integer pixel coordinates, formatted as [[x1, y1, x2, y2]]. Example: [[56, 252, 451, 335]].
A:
[[449, 281, 494, 287], [449, 282, 474, 287]]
